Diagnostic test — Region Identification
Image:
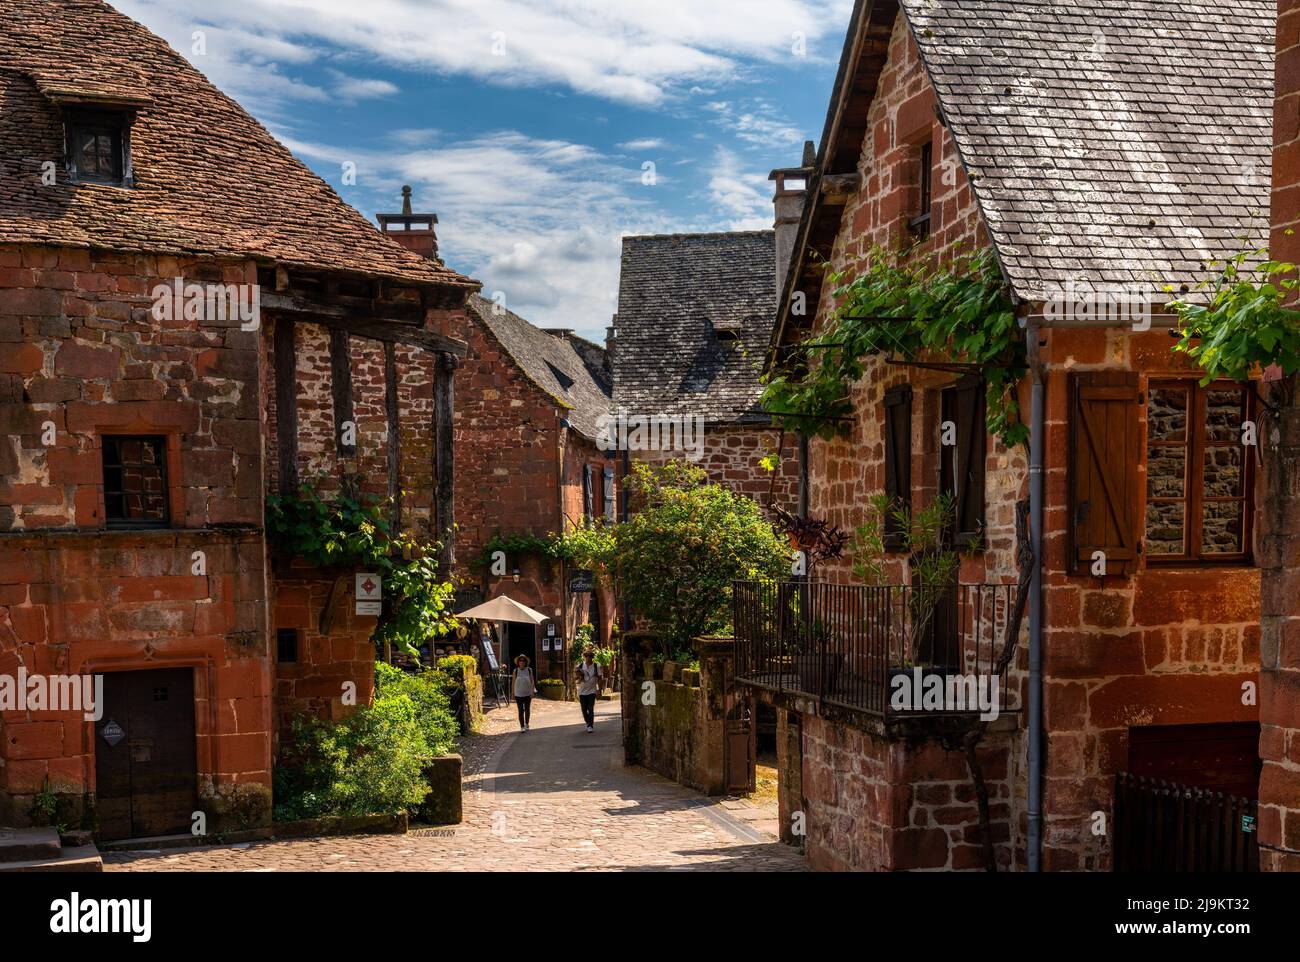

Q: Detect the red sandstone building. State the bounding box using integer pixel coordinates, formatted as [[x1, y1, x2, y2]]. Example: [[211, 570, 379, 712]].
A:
[[375, 191, 619, 681], [750, 0, 1277, 871], [0, 0, 476, 837], [613, 231, 798, 512]]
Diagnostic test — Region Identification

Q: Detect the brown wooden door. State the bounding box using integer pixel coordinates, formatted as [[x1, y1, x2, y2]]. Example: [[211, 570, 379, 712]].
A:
[[95, 668, 198, 840]]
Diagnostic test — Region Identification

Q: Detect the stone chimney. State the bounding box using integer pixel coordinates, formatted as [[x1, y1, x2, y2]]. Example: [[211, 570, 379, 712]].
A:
[[769, 140, 815, 295], [605, 317, 617, 364], [377, 185, 439, 260]]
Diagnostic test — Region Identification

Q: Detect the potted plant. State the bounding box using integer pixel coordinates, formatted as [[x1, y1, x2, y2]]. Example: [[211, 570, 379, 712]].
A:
[[852, 492, 972, 685]]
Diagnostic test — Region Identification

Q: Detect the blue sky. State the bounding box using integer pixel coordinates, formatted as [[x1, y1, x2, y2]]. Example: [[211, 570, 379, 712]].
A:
[[110, 0, 853, 341]]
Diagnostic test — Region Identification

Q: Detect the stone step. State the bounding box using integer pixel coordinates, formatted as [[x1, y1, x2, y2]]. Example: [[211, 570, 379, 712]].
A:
[[0, 826, 61, 863], [0, 844, 103, 873]]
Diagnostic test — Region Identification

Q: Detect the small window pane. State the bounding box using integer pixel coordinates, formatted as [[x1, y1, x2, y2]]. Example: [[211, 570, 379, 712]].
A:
[[103, 435, 168, 527], [1203, 445, 1243, 498], [1202, 501, 1245, 554], [1204, 388, 1246, 442], [1145, 501, 1185, 555], [1148, 387, 1188, 442], [1147, 446, 1186, 499]]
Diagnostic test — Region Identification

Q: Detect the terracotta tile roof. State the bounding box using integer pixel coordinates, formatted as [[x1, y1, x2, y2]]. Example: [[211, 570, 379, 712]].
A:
[[466, 295, 612, 443], [900, 0, 1273, 300], [0, 0, 476, 290], [615, 231, 776, 424]]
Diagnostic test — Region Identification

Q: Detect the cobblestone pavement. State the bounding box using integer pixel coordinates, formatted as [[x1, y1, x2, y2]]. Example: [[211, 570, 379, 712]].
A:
[[105, 697, 806, 872]]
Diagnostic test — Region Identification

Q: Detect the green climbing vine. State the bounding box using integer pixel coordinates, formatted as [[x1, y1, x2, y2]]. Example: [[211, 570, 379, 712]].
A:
[[761, 244, 1027, 447], [1167, 241, 1300, 384], [266, 483, 459, 659]]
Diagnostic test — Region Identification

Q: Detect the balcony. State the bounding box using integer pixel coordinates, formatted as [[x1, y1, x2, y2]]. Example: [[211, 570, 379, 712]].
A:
[[732, 580, 1019, 718]]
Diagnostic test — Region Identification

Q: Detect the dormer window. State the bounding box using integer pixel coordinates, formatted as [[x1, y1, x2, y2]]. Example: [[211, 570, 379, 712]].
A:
[[65, 107, 132, 186]]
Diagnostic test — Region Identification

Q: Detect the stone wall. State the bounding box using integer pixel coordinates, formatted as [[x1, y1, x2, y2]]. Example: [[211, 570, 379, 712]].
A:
[[799, 712, 1019, 871], [621, 634, 731, 796], [634, 424, 798, 513], [1259, 0, 1300, 871], [0, 243, 273, 829]]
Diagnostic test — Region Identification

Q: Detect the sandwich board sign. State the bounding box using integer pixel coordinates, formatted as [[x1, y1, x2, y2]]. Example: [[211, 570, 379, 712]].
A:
[[355, 573, 382, 615]]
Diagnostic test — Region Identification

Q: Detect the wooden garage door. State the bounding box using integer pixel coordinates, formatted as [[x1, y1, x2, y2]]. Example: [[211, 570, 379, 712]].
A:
[[95, 668, 198, 840]]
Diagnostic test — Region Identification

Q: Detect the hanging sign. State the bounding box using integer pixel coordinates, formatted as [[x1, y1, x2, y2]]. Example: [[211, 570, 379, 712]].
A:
[[355, 572, 382, 615], [100, 719, 126, 747], [568, 569, 594, 594]]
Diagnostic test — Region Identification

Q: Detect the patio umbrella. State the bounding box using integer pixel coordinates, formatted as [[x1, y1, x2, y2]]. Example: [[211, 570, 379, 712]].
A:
[[455, 594, 548, 624]]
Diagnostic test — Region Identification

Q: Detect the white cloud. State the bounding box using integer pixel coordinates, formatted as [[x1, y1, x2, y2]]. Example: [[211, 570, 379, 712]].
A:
[[706, 98, 806, 149], [329, 72, 400, 101], [112, 0, 845, 109], [618, 138, 666, 152], [707, 147, 774, 231]]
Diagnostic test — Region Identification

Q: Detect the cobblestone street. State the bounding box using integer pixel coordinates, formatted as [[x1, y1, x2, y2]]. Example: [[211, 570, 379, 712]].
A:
[[105, 698, 805, 872]]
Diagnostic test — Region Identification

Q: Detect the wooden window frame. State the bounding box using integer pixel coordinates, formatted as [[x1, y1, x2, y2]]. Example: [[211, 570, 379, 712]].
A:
[[64, 107, 132, 187], [102, 434, 171, 529], [908, 140, 933, 240], [276, 628, 299, 664], [882, 384, 912, 551], [1144, 378, 1255, 567], [940, 375, 986, 548], [603, 466, 616, 522], [582, 463, 594, 519]]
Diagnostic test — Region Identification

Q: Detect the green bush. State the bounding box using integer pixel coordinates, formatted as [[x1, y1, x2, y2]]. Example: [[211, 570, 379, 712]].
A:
[[273, 666, 459, 821], [436, 654, 478, 685]]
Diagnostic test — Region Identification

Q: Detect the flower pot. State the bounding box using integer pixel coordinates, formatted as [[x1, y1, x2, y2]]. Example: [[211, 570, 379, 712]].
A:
[[794, 653, 842, 695], [663, 661, 679, 683]]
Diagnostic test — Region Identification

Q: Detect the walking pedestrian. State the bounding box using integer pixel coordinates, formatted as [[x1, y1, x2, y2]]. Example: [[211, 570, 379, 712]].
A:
[[575, 645, 603, 732], [512, 654, 536, 731]]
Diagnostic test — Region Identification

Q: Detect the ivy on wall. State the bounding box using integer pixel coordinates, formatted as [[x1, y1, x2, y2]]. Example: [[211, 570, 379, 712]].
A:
[[761, 245, 1027, 448]]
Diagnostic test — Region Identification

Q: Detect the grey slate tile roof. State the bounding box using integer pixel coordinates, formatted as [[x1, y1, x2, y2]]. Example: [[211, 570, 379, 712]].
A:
[[615, 231, 776, 423], [466, 295, 612, 443], [900, 0, 1273, 300]]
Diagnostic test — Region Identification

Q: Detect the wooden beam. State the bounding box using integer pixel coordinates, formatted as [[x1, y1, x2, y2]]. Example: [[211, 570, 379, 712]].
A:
[[274, 316, 299, 492], [434, 352, 457, 572], [262, 292, 468, 357], [384, 341, 401, 532], [329, 329, 356, 458]]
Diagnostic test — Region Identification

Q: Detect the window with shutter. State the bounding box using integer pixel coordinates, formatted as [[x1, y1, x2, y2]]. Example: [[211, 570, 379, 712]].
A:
[[883, 385, 912, 550], [583, 463, 593, 518], [1069, 371, 1141, 575], [940, 376, 986, 547], [603, 467, 616, 521]]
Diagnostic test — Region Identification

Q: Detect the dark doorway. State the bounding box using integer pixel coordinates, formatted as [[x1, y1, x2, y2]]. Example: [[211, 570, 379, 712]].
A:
[[506, 622, 537, 671], [95, 668, 198, 840]]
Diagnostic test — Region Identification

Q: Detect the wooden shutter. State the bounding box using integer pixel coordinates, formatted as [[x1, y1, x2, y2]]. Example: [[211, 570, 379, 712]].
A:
[[583, 463, 593, 518], [942, 376, 986, 546], [603, 467, 615, 521], [883, 385, 912, 551], [1070, 370, 1141, 574]]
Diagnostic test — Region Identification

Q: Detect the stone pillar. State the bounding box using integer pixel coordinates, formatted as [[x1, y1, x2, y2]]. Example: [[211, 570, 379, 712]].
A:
[[1260, 0, 1300, 870], [698, 636, 741, 796], [777, 708, 804, 846], [619, 630, 656, 766]]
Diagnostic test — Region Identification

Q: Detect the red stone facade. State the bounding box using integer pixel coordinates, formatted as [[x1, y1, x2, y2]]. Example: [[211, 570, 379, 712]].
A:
[[0, 245, 274, 829], [633, 424, 798, 513], [780, 11, 1263, 871], [1259, 0, 1300, 872]]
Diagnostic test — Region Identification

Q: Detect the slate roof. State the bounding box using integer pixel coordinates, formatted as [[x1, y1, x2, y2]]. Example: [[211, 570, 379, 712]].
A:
[[466, 295, 612, 443], [615, 231, 776, 423], [899, 0, 1273, 300], [0, 0, 476, 290]]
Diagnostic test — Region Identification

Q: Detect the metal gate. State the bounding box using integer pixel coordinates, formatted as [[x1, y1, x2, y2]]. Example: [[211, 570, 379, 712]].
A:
[[95, 668, 198, 840], [1113, 772, 1259, 872]]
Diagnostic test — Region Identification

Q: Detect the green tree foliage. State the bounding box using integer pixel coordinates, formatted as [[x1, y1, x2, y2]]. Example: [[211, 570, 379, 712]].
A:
[[612, 461, 789, 654], [1168, 243, 1300, 383]]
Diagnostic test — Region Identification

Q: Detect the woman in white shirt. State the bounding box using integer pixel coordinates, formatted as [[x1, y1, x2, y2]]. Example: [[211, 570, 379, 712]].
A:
[[575, 646, 603, 733], [511, 654, 536, 731]]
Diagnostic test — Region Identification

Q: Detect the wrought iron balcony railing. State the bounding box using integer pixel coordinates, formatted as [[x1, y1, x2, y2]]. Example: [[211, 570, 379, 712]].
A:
[[732, 580, 1018, 717]]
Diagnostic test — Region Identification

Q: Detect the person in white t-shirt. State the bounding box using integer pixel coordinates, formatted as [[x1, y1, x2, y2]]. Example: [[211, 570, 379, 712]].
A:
[[574, 646, 603, 732], [511, 654, 536, 731]]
